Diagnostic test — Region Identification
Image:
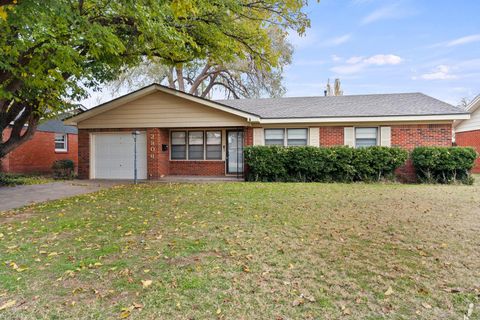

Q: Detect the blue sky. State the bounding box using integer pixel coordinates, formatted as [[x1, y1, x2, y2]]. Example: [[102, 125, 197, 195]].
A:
[[81, 0, 480, 107], [284, 0, 480, 104]]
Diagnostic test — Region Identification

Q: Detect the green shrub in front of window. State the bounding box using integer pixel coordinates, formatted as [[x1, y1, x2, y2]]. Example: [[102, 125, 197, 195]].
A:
[[244, 146, 408, 182], [411, 146, 477, 184]]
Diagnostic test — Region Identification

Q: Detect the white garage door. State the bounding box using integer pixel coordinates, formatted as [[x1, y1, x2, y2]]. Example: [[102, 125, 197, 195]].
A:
[[92, 132, 147, 179]]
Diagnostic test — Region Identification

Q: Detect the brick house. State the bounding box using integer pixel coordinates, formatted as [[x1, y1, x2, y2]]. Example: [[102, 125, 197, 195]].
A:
[[1, 119, 78, 174], [64, 84, 468, 180], [454, 95, 480, 173]]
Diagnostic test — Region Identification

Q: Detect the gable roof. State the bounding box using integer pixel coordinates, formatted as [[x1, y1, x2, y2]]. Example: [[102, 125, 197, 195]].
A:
[[65, 84, 260, 125], [65, 84, 469, 126], [453, 94, 480, 129], [217, 93, 467, 119]]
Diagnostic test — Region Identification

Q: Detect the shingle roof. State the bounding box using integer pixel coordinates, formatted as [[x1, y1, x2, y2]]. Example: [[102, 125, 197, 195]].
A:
[[216, 93, 466, 119], [37, 120, 78, 134]]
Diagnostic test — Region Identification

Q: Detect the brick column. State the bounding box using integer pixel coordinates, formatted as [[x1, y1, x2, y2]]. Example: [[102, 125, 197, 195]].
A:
[[147, 128, 170, 179], [77, 129, 90, 179], [244, 127, 254, 146]]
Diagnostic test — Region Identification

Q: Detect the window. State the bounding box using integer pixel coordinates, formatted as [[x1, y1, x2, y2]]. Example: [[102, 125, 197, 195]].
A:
[[206, 131, 222, 160], [355, 127, 378, 148], [264, 129, 285, 145], [287, 129, 308, 146], [188, 131, 204, 160], [55, 133, 68, 151], [171, 131, 186, 159]]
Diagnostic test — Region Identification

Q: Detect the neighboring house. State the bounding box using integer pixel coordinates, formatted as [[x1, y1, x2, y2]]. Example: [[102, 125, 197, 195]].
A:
[[0, 119, 78, 174], [64, 84, 468, 180], [454, 95, 480, 173]]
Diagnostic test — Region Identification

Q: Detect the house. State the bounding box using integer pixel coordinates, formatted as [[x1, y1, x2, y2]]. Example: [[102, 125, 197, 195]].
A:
[[0, 119, 78, 174], [454, 95, 480, 173], [64, 84, 469, 180]]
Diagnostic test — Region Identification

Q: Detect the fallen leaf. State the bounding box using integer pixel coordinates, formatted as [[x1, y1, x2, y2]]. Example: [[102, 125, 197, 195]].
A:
[[242, 265, 250, 273], [141, 280, 152, 288], [384, 286, 394, 296], [292, 298, 304, 307], [0, 300, 16, 311], [422, 302, 432, 309]]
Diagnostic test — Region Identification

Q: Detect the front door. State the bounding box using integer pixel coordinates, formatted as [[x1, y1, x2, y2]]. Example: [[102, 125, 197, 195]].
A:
[[226, 130, 244, 175]]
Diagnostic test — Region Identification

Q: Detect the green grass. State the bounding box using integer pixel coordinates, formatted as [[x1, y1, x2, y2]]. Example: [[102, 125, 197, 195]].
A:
[[0, 173, 55, 187], [0, 182, 479, 319]]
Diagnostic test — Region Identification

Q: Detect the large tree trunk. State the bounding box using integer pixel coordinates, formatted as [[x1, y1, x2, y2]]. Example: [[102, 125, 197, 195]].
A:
[[175, 65, 185, 92], [0, 103, 40, 158]]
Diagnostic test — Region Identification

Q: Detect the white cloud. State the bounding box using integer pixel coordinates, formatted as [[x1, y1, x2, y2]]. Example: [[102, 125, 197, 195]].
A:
[[360, 3, 414, 25], [447, 34, 480, 47], [332, 54, 402, 74], [323, 34, 352, 47], [331, 54, 342, 62], [416, 65, 457, 80], [364, 54, 403, 65]]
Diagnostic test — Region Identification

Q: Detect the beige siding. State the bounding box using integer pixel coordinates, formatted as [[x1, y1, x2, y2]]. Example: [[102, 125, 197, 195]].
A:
[[456, 107, 480, 133], [344, 127, 355, 147], [253, 128, 264, 145], [309, 127, 319, 146], [78, 91, 249, 129], [380, 126, 391, 146]]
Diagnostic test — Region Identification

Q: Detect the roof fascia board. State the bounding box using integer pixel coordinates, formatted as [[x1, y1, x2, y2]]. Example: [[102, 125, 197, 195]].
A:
[[259, 114, 470, 124]]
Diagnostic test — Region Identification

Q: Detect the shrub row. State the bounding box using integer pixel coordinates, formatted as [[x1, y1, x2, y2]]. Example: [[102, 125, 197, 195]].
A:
[[52, 159, 75, 179], [244, 146, 408, 182], [411, 146, 477, 184]]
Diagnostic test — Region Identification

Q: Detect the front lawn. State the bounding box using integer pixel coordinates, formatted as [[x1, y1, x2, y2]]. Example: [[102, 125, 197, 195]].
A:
[[1, 182, 479, 319]]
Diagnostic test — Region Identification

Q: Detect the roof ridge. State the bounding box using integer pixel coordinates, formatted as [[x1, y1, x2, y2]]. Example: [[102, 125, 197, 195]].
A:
[[214, 92, 423, 102]]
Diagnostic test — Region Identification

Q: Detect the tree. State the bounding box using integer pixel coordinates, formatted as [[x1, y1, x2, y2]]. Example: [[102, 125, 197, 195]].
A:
[[0, 0, 309, 158], [324, 78, 343, 96], [109, 26, 293, 99]]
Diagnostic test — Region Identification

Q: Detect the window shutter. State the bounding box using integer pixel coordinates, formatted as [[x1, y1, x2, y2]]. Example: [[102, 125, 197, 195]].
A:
[[380, 126, 391, 147], [344, 127, 355, 147], [308, 127, 320, 146], [253, 128, 264, 146]]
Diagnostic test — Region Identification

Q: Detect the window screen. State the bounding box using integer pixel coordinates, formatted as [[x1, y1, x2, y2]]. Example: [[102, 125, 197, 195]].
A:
[[171, 131, 186, 159], [206, 131, 222, 160], [287, 129, 308, 146], [264, 129, 285, 145], [355, 127, 378, 148], [188, 131, 204, 160]]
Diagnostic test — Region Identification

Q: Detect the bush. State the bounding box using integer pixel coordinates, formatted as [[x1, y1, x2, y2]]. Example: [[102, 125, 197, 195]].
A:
[[52, 159, 75, 179], [244, 146, 408, 182], [411, 147, 477, 184]]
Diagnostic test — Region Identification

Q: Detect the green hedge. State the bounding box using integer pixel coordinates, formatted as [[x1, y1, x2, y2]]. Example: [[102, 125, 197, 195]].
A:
[[411, 147, 477, 184], [244, 146, 408, 182]]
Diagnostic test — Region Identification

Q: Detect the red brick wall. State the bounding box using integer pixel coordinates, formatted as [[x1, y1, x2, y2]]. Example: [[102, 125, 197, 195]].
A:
[[391, 124, 452, 150], [244, 127, 254, 146], [1, 129, 78, 174], [456, 130, 480, 173], [169, 161, 225, 175], [319, 126, 344, 146], [390, 124, 452, 182], [146, 128, 170, 178]]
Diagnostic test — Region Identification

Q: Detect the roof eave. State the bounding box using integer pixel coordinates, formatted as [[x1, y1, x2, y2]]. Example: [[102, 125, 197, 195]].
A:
[[258, 113, 470, 124]]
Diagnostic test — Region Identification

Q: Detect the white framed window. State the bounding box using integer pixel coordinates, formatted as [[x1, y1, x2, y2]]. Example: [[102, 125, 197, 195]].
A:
[[188, 131, 204, 160], [287, 129, 308, 146], [206, 131, 222, 160], [264, 129, 285, 145], [264, 128, 308, 146], [54, 133, 68, 152], [171, 131, 187, 159], [355, 127, 378, 148]]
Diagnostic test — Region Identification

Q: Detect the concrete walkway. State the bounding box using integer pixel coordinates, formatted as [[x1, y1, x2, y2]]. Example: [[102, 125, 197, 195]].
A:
[[0, 180, 118, 212]]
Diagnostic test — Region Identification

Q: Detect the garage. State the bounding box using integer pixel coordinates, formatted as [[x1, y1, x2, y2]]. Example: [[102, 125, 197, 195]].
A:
[[91, 132, 147, 179]]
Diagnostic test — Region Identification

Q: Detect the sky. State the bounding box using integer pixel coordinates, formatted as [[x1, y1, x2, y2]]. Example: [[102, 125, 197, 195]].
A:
[[284, 0, 480, 105], [81, 0, 480, 107]]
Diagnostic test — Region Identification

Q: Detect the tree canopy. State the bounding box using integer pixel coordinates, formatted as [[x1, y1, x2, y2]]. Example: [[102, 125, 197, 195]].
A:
[[0, 0, 310, 157]]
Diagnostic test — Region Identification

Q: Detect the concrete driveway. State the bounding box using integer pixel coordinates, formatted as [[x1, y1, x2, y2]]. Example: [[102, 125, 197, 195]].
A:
[[0, 180, 119, 212]]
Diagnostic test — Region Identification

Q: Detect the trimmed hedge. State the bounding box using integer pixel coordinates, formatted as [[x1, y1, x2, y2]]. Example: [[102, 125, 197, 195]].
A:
[[52, 159, 75, 179], [244, 146, 408, 182], [412, 147, 477, 184]]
